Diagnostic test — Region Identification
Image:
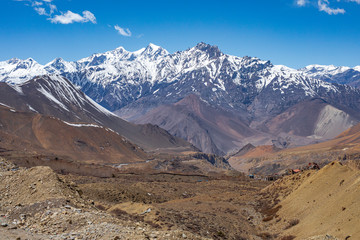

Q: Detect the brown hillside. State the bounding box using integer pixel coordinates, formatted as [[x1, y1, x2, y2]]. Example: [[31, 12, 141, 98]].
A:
[[229, 121, 360, 175], [0, 105, 147, 166], [264, 161, 360, 239], [228, 145, 280, 173]]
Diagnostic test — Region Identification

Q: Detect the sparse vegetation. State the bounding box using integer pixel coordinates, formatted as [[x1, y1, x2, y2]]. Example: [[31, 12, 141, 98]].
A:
[[284, 219, 300, 230]]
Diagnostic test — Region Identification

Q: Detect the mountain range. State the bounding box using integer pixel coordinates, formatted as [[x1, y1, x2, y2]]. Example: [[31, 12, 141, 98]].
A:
[[1, 42, 360, 155]]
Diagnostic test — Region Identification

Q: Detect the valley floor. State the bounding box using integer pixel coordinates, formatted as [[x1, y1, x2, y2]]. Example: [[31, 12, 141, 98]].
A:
[[1, 156, 359, 240]]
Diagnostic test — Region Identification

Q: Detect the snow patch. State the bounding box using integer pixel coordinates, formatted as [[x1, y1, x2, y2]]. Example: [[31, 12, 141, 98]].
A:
[[8, 84, 24, 94], [27, 104, 38, 113], [85, 95, 117, 117], [0, 102, 12, 108], [37, 85, 69, 111], [62, 121, 103, 128]]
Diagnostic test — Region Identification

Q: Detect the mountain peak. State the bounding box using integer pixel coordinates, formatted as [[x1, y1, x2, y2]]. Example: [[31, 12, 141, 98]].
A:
[[147, 43, 161, 51], [26, 57, 35, 62], [115, 46, 127, 52], [50, 57, 64, 63], [7, 58, 20, 64], [141, 43, 169, 57], [195, 42, 212, 49], [194, 42, 222, 58]]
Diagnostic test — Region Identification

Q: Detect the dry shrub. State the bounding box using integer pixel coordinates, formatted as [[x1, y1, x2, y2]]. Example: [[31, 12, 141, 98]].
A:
[[95, 203, 106, 211], [284, 219, 300, 229], [257, 232, 273, 239], [262, 205, 282, 218], [110, 208, 127, 217], [262, 216, 274, 222]]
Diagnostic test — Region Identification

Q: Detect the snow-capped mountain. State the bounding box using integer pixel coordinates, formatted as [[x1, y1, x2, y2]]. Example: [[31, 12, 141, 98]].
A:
[[0, 58, 47, 84], [300, 64, 360, 88], [1, 43, 360, 154], [1, 43, 358, 112]]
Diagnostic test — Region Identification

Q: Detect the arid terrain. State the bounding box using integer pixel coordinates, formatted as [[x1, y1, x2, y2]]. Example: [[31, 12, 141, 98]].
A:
[[228, 122, 360, 176], [0, 156, 269, 239], [2, 1, 360, 239], [1, 152, 359, 240], [1, 87, 360, 239]]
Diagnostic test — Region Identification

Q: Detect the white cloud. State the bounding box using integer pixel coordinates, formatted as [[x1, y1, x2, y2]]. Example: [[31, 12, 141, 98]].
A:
[[114, 25, 132, 37], [33, 1, 43, 6], [296, 0, 359, 14], [15, 0, 95, 24], [49, 10, 97, 24], [297, 0, 308, 6], [318, 0, 346, 14], [49, 4, 57, 14], [82, 11, 96, 24], [15, 0, 56, 16], [34, 7, 46, 15]]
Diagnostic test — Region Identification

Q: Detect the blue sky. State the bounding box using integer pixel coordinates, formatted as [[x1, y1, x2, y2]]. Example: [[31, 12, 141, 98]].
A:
[[1, 0, 360, 68]]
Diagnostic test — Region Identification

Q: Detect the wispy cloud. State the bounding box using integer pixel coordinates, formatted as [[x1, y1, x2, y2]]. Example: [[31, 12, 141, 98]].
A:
[[114, 25, 132, 37], [296, 0, 358, 15], [33, 1, 43, 6], [15, 0, 96, 24], [318, 0, 345, 15], [296, 0, 308, 6], [49, 10, 96, 24]]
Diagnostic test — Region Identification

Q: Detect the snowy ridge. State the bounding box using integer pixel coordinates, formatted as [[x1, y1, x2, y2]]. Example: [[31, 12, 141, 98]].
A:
[[301, 64, 351, 76], [37, 85, 69, 111], [0, 42, 359, 113], [0, 58, 47, 84], [84, 95, 117, 117], [300, 64, 360, 88]]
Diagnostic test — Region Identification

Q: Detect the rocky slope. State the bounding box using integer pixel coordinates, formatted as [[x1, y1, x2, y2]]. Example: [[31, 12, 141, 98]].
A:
[[134, 94, 263, 156], [0, 75, 196, 153]]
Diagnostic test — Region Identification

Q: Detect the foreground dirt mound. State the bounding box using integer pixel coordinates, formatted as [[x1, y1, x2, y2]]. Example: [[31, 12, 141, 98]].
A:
[[0, 157, 207, 240], [262, 161, 360, 239], [0, 165, 83, 207]]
